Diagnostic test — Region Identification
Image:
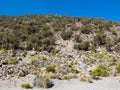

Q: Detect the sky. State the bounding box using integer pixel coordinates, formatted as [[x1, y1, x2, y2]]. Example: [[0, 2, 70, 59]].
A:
[[0, 0, 120, 22]]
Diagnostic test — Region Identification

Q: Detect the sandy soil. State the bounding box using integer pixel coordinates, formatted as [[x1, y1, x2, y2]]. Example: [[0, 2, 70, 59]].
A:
[[0, 77, 120, 90]]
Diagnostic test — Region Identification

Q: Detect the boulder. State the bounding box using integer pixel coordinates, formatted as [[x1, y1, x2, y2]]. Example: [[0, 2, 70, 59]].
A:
[[34, 77, 54, 88]]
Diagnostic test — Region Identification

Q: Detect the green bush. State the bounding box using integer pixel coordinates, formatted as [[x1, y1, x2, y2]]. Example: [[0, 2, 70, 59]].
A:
[[90, 64, 109, 78], [46, 65, 56, 73], [61, 30, 73, 40]]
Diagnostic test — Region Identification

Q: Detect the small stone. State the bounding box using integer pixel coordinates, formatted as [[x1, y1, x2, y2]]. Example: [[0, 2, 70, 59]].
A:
[[17, 57, 22, 61]]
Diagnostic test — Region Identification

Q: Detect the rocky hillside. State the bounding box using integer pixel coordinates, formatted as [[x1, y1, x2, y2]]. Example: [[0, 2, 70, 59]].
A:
[[0, 15, 120, 89]]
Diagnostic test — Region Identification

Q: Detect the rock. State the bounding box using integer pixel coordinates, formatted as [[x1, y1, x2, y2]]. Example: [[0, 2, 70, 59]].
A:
[[94, 76, 101, 80], [0, 63, 2, 67], [34, 77, 54, 88], [2, 60, 8, 65], [43, 78, 54, 88], [30, 51, 37, 56], [17, 57, 22, 61], [67, 54, 73, 58], [57, 67, 68, 75]]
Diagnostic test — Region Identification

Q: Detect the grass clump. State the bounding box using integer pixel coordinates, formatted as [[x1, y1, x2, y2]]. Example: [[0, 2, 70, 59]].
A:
[[0, 49, 5, 55], [80, 75, 86, 82], [115, 62, 120, 73], [90, 64, 109, 78], [46, 65, 56, 73], [7, 70, 14, 75], [7, 58, 18, 65], [80, 75, 93, 83], [63, 74, 78, 80], [69, 68, 79, 73], [29, 55, 41, 61], [87, 77, 93, 83], [52, 50, 60, 57], [63, 75, 70, 80], [21, 82, 33, 89]]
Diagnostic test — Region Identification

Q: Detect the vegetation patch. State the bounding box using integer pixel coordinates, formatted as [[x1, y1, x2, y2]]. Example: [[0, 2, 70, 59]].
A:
[[7, 70, 14, 75], [21, 82, 33, 89], [29, 55, 41, 61], [74, 41, 90, 51], [7, 58, 18, 65], [115, 62, 120, 73], [90, 64, 109, 78], [46, 65, 56, 73], [61, 30, 73, 40], [81, 25, 92, 34]]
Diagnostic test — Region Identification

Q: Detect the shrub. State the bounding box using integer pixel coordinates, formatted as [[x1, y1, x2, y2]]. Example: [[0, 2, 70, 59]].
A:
[[74, 41, 90, 51], [90, 64, 109, 78], [74, 34, 82, 43], [81, 41, 90, 51], [46, 65, 56, 73], [81, 25, 92, 34], [73, 43, 81, 50], [61, 30, 73, 40], [94, 32, 106, 45]]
